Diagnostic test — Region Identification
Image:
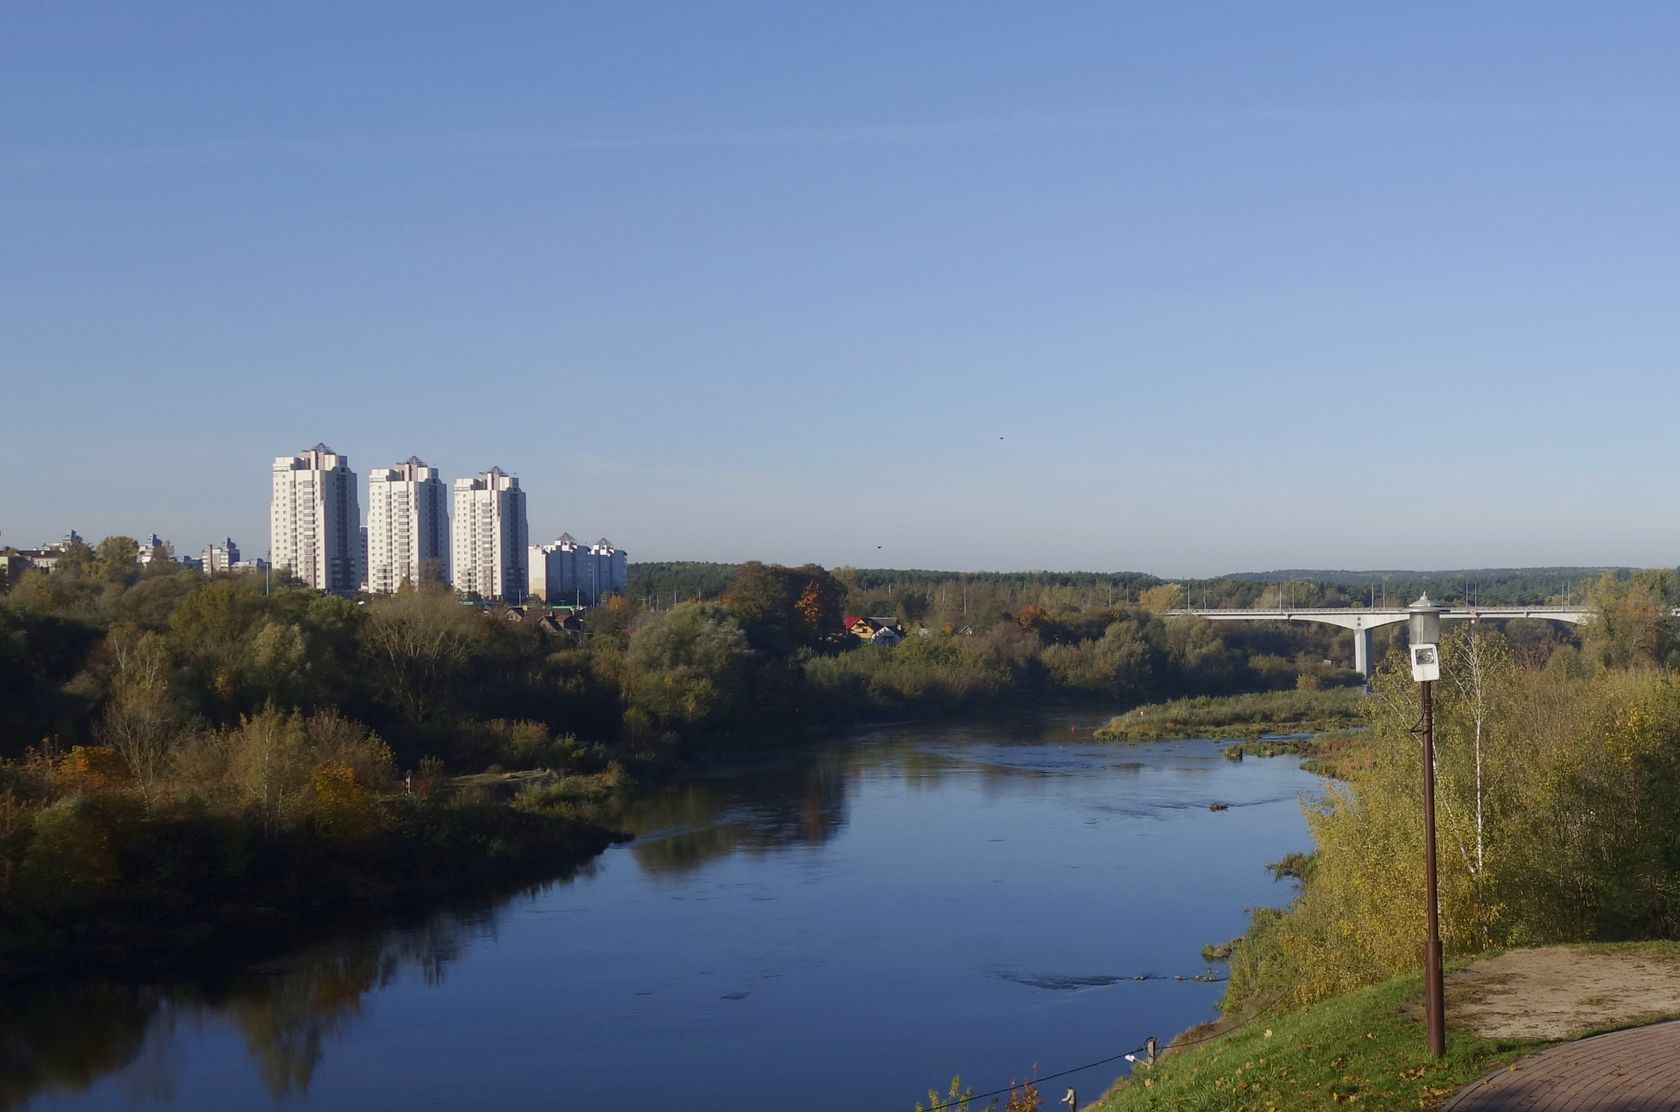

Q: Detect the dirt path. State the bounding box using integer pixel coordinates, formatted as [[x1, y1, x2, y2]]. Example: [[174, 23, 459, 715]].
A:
[[1438, 945, 1680, 1040]]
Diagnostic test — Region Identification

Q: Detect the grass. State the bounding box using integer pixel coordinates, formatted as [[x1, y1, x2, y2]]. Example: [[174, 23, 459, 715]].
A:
[[1092, 689, 1366, 742], [1088, 971, 1544, 1111]]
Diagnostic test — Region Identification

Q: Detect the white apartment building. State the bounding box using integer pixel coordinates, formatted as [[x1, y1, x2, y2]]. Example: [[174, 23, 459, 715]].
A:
[[271, 443, 363, 596], [529, 533, 628, 604], [451, 467, 527, 602], [201, 537, 241, 574], [366, 457, 447, 592], [137, 534, 170, 567], [586, 537, 628, 602], [528, 533, 582, 604]]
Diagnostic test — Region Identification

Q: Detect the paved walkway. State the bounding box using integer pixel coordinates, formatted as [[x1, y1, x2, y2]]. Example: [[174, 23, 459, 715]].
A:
[[1445, 1019, 1680, 1110]]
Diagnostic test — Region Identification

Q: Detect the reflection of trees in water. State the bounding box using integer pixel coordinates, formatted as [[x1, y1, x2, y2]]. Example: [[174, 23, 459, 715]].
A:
[[0, 981, 162, 1111], [621, 736, 1148, 874], [0, 902, 512, 1108], [893, 740, 1147, 802], [224, 949, 384, 1098], [890, 744, 960, 790], [627, 755, 852, 875]]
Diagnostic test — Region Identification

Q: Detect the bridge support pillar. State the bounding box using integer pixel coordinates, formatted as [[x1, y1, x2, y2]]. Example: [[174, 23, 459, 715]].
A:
[[1354, 627, 1372, 679]]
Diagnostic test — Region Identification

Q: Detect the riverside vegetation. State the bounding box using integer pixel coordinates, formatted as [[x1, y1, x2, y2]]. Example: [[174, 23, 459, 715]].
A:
[[0, 540, 1367, 977], [1087, 567, 1680, 1110], [1091, 688, 1365, 740]]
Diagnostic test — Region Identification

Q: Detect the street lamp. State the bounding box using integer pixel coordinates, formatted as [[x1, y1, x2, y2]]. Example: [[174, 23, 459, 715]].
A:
[[1408, 593, 1446, 1057]]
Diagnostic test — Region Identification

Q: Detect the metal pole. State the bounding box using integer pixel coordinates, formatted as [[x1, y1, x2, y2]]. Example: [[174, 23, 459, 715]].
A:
[[1421, 678, 1446, 1057]]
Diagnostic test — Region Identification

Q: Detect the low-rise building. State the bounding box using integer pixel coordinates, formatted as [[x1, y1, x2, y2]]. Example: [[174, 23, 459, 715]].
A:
[[5, 532, 83, 576]]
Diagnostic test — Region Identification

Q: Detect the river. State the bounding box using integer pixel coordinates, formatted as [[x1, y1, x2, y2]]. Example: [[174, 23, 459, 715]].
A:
[[6, 710, 1320, 1111]]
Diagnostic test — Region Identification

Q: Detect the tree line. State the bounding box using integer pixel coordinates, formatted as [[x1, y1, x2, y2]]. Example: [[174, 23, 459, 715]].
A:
[[628, 561, 1653, 629]]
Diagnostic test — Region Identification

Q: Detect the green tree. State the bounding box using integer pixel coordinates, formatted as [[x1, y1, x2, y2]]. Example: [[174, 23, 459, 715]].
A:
[[360, 584, 484, 721], [1582, 570, 1678, 669], [623, 602, 752, 731], [92, 536, 139, 586], [168, 578, 270, 711], [50, 537, 94, 578], [17, 796, 120, 912]]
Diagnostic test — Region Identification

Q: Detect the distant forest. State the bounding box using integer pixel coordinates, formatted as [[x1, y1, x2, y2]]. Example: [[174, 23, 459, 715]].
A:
[[630, 562, 1642, 618], [1220, 567, 1629, 607]]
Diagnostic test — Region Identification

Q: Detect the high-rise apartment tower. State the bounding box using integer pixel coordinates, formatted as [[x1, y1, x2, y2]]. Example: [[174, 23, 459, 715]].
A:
[[367, 457, 447, 592], [271, 444, 362, 595], [451, 467, 527, 603]]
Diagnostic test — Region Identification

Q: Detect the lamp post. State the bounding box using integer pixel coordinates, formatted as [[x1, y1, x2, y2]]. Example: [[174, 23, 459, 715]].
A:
[[1408, 594, 1446, 1057]]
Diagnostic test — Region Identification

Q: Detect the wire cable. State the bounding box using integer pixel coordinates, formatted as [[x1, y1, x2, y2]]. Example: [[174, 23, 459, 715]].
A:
[[915, 1045, 1152, 1112]]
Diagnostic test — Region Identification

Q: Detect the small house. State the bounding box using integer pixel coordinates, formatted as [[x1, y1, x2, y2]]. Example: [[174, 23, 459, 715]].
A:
[[843, 615, 906, 643]]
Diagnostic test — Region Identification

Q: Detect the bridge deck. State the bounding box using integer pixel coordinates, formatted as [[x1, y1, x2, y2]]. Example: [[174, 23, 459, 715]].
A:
[[1171, 607, 1592, 620], [1164, 606, 1600, 677]]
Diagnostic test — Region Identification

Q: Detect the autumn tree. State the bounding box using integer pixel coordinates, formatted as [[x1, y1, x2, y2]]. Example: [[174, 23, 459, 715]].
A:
[[724, 562, 845, 655], [1135, 583, 1184, 614], [96, 625, 185, 803], [1581, 570, 1679, 669], [1014, 604, 1052, 636]]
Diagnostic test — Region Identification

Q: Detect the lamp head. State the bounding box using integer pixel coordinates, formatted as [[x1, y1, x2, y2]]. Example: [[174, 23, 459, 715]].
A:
[[1407, 593, 1443, 646]]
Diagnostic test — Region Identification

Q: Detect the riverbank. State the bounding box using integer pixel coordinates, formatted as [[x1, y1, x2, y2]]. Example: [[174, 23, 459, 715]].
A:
[[1089, 943, 1680, 1111], [0, 780, 626, 984], [1088, 968, 1537, 1110]]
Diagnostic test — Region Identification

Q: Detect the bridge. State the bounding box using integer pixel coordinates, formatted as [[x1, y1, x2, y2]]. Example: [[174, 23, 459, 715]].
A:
[[1167, 606, 1591, 678]]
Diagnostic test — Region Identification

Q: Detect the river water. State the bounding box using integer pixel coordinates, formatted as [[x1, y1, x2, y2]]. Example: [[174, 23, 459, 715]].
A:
[[7, 710, 1319, 1111]]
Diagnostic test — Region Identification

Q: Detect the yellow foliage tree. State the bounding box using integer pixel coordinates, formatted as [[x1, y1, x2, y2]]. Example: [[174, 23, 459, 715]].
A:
[[1135, 583, 1184, 614], [309, 762, 380, 841]]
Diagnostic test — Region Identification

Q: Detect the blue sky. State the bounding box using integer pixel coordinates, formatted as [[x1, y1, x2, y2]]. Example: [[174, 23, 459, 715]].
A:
[[4, 4, 1679, 576]]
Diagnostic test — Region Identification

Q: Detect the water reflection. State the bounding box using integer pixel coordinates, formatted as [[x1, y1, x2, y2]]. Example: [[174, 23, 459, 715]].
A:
[[619, 756, 850, 875], [613, 727, 1140, 874], [1, 982, 162, 1110], [0, 879, 580, 1110]]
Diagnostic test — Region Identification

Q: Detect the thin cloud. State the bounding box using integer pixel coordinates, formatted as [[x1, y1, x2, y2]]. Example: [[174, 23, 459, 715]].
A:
[[0, 102, 1538, 173], [5, 100, 1660, 172]]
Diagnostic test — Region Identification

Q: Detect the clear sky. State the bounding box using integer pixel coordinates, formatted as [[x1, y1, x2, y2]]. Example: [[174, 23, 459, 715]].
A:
[[4, 4, 1679, 577]]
